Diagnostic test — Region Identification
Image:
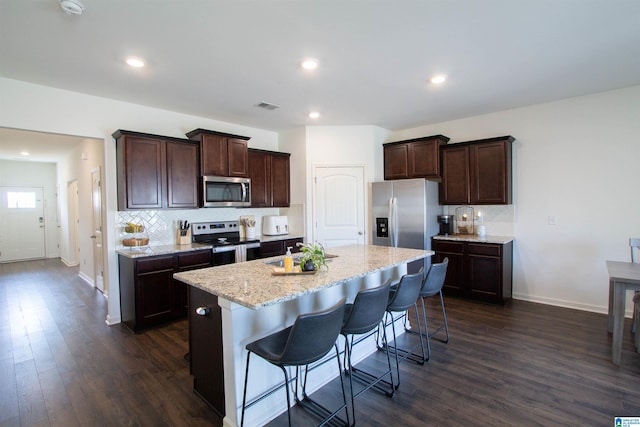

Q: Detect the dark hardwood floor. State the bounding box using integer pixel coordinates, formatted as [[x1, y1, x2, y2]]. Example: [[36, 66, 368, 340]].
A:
[[1, 259, 639, 427]]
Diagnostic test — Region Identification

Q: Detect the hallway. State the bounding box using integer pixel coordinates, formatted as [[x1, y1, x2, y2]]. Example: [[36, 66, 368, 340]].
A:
[[0, 259, 219, 426]]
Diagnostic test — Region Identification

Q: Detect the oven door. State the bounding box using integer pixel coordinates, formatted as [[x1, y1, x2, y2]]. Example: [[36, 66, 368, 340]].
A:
[[202, 176, 251, 207], [212, 246, 235, 265]]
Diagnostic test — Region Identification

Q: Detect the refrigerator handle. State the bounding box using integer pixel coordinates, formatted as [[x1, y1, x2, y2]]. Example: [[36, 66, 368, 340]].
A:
[[390, 197, 398, 247]]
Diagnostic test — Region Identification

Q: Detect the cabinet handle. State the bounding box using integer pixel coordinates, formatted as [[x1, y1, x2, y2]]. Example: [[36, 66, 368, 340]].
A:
[[195, 306, 211, 316]]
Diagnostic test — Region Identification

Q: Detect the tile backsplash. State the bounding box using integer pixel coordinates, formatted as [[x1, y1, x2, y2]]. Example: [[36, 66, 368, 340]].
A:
[[443, 204, 515, 236], [116, 205, 305, 248]]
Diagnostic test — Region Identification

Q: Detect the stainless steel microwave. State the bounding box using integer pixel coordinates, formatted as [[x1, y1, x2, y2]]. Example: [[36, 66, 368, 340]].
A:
[[202, 176, 251, 207]]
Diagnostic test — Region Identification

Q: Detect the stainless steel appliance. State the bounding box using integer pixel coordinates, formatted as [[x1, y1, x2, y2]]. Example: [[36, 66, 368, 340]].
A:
[[202, 176, 251, 207], [191, 220, 260, 265], [437, 215, 454, 236], [372, 179, 442, 273]]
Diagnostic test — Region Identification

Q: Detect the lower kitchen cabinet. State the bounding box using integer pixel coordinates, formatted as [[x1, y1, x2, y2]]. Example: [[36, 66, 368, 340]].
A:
[[118, 249, 212, 332], [432, 238, 513, 304], [189, 286, 225, 416], [259, 237, 303, 258]]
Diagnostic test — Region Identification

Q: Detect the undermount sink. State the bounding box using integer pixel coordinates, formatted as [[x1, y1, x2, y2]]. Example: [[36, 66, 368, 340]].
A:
[[263, 254, 337, 267]]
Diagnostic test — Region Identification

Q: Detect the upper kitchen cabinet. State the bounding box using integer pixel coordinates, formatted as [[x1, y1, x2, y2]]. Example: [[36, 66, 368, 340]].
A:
[[186, 128, 250, 177], [383, 135, 449, 180], [440, 136, 514, 205], [114, 130, 199, 210], [248, 149, 290, 207]]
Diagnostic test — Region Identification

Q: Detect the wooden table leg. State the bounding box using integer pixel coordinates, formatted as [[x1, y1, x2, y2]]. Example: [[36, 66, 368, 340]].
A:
[[612, 280, 625, 365]]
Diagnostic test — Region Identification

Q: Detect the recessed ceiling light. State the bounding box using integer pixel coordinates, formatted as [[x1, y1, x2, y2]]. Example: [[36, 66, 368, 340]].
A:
[[429, 74, 447, 85], [126, 57, 145, 68], [59, 0, 85, 15], [301, 59, 319, 70], [20, 151, 30, 156], [309, 112, 320, 119]]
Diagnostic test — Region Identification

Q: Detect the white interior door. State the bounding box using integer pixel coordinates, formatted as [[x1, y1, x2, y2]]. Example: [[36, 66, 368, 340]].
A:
[[91, 168, 104, 292], [0, 186, 46, 262], [313, 166, 365, 249]]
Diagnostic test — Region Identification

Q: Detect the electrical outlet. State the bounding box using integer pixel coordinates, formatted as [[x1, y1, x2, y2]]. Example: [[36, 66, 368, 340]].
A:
[[548, 215, 557, 226]]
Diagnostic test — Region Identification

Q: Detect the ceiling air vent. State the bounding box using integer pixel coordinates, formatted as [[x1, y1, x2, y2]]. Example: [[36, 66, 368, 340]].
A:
[[254, 102, 280, 111]]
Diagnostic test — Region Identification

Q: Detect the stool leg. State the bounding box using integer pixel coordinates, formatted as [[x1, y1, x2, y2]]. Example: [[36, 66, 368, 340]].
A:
[[281, 366, 293, 427], [439, 291, 450, 343], [241, 351, 252, 427], [420, 297, 431, 362]]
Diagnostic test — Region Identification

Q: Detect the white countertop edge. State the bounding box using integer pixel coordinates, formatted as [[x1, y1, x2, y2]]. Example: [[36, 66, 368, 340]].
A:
[[116, 243, 213, 258], [433, 234, 514, 244]]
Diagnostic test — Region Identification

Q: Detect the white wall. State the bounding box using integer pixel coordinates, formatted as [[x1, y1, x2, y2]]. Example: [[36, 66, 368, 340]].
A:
[[0, 77, 279, 325], [389, 85, 640, 314], [0, 160, 58, 258], [302, 125, 391, 242]]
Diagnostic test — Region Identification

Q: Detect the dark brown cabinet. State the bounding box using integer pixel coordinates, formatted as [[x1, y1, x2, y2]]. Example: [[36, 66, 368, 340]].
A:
[[383, 135, 449, 180], [188, 286, 225, 416], [432, 239, 513, 305], [186, 128, 250, 177], [440, 136, 514, 205], [259, 237, 303, 258], [114, 130, 199, 211], [118, 249, 212, 332], [248, 149, 291, 207]]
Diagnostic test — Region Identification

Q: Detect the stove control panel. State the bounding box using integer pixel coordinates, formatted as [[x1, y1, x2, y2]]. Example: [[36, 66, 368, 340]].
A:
[[192, 221, 240, 236]]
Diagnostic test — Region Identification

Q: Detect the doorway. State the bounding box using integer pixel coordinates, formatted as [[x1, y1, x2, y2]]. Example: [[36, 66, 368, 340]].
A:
[[91, 168, 104, 292], [312, 166, 366, 249], [0, 187, 46, 262]]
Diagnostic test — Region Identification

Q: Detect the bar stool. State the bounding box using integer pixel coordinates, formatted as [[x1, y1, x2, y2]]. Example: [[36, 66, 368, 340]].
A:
[[404, 258, 450, 362], [341, 281, 394, 424], [240, 298, 349, 427], [380, 269, 425, 390]]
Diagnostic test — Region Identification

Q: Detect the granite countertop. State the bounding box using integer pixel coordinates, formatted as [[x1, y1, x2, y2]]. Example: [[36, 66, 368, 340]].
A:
[[117, 234, 306, 258], [116, 243, 213, 258], [433, 234, 513, 244], [173, 244, 431, 310]]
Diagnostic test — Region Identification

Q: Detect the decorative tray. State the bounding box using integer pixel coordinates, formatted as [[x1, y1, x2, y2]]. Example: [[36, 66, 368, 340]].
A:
[[271, 267, 317, 276]]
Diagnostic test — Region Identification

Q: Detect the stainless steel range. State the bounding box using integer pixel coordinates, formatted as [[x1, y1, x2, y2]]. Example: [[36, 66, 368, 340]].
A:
[[191, 221, 261, 265]]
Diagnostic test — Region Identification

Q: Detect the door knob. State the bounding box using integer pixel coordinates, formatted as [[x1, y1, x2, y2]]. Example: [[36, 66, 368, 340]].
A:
[[90, 235, 96, 239], [358, 231, 363, 235], [195, 307, 211, 316]]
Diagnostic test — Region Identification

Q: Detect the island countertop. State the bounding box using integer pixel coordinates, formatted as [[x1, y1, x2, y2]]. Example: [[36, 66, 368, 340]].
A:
[[173, 244, 431, 310]]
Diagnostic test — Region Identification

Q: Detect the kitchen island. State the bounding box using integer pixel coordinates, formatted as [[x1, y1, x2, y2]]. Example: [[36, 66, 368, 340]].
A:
[[174, 244, 431, 427]]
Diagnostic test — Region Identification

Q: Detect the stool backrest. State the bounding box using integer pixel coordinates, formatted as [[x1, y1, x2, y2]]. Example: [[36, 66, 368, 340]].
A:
[[387, 268, 424, 312], [342, 280, 392, 335], [281, 297, 346, 366], [420, 258, 449, 297], [631, 238, 640, 263]]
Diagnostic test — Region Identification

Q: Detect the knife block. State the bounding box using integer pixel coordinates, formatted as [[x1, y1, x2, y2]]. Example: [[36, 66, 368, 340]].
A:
[[176, 229, 191, 245]]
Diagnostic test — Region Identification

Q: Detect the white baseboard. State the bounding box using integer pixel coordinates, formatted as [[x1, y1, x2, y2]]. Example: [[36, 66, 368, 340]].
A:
[[78, 271, 95, 287], [513, 293, 633, 318], [61, 257, 79, 267], [106, 314, 121, 326]]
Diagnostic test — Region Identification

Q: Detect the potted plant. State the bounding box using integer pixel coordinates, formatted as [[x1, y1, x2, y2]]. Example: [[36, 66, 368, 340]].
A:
[[297, 242, 328, 271]]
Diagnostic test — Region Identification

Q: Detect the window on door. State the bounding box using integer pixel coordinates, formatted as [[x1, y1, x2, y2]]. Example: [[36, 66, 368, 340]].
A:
[[7, 191, 37, 209]]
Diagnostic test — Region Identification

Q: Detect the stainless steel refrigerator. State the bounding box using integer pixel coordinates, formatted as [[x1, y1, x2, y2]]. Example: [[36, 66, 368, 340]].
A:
[[372, 179, 442, 273]]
